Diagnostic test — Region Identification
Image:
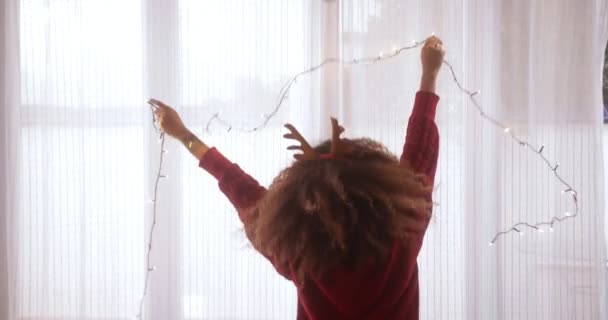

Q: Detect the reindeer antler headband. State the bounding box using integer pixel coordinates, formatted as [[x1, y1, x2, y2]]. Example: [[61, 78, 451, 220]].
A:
[[283, 117, 348, 160]]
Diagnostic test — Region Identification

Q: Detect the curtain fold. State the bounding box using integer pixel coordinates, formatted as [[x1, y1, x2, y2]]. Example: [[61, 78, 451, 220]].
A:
[[1, 0, 607, 319], [2, 0, 21, 319]]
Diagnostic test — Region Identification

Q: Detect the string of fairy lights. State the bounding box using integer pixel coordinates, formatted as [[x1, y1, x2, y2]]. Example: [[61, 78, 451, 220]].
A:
[[440, 59, 579, 244], [137, 107, 166, 320], [140, 35, 580, 318]]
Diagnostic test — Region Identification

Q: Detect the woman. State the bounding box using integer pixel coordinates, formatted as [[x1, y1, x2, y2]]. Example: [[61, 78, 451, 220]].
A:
[[151, 35, 445, 319]]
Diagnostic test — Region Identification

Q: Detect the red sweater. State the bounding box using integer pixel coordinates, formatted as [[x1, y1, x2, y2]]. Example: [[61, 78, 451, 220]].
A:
[[199, 91, 440, 319]]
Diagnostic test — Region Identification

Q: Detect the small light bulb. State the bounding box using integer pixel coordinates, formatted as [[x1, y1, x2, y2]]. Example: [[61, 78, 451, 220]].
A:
[[378, 51, 384, 57], [392, 45, 398, 53], [260, 113, 268, 120], [488, 242, 494, 247], [162, 149, 168, 154], [519, 231, 525, 237], [504, 127, 510, 133], [148, 266, 157, 271], [412, 40, 417, 45], [159, 174, 168, 179], [431, 32, 435, 36], [564, 211, 572, 217], [537, 229, 545, 233], [549, 227, 554, 232]]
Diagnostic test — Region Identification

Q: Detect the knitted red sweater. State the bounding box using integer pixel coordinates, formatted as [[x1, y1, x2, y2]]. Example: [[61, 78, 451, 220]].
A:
[[199, 91, 440, 319]]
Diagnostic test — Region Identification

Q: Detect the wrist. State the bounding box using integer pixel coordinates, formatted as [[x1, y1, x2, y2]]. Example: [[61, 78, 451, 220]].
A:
[[178, 130, 199, 152], [421, 72, 438, 81], [420, 73, 437, 93], [177, 129, 193, 144]]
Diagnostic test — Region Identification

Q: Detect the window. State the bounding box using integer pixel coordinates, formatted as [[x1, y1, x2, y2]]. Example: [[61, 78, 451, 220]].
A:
[[17, 0, 317, 319], [19, 0, 145, 318]]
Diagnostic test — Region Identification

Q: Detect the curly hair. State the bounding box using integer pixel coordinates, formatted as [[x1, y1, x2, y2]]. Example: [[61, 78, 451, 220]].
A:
[[244, 138, 433, 284]]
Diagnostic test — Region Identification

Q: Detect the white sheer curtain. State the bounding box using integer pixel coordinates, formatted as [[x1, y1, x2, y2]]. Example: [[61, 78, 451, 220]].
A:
[[1, 0, 607, 319], [340, 1, 608, 319]]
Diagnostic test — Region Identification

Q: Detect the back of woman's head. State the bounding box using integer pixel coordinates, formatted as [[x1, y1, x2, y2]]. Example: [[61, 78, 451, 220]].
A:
[[245, 137, 432, 283]]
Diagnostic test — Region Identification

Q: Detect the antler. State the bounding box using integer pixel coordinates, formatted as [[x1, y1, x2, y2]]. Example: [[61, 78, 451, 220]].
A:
[[283, 124, 319, 160], [330, 117, 347, 156]]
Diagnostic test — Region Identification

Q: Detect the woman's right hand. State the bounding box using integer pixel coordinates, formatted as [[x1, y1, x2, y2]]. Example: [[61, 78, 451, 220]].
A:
[[419, 36, 445, 93], [421, 35, 445, 77], [149, 99, 190, 139]]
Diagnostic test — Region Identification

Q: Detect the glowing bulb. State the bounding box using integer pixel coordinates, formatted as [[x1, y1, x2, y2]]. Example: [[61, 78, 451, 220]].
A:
[[519, 231, 525, 237], [148, 266, 157, 271], [504, 127, 510, 133], [537, 229, 545, 233], [392, 45, 398, 53], [549, 227, 554, 232], [431, 32, 435, 36], [378, 51, 384, 57], [564, 211, 572, 217], [162, 149, 168, 154], [412, 40, 417, 45], [488, 242, 494, 247]]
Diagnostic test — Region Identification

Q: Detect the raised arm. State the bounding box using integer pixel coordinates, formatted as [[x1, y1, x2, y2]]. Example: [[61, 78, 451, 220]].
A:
[[150, 100, 291, 278], [149, 98, 265, 220], [400, 36, 444, 186]]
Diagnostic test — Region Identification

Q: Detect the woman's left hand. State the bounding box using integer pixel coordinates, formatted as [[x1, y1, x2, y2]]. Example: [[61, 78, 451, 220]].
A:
[[149, 99, 190, 139]]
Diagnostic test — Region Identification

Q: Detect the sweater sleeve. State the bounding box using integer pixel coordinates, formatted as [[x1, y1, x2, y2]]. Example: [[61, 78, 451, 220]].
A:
[[400, 91, 440, 186], [199, 148, 266, 223], [198, 148, 291, 279]]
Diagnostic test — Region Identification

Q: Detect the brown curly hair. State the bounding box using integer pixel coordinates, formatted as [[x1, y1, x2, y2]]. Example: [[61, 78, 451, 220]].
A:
[[245, 138, 433, 284]]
